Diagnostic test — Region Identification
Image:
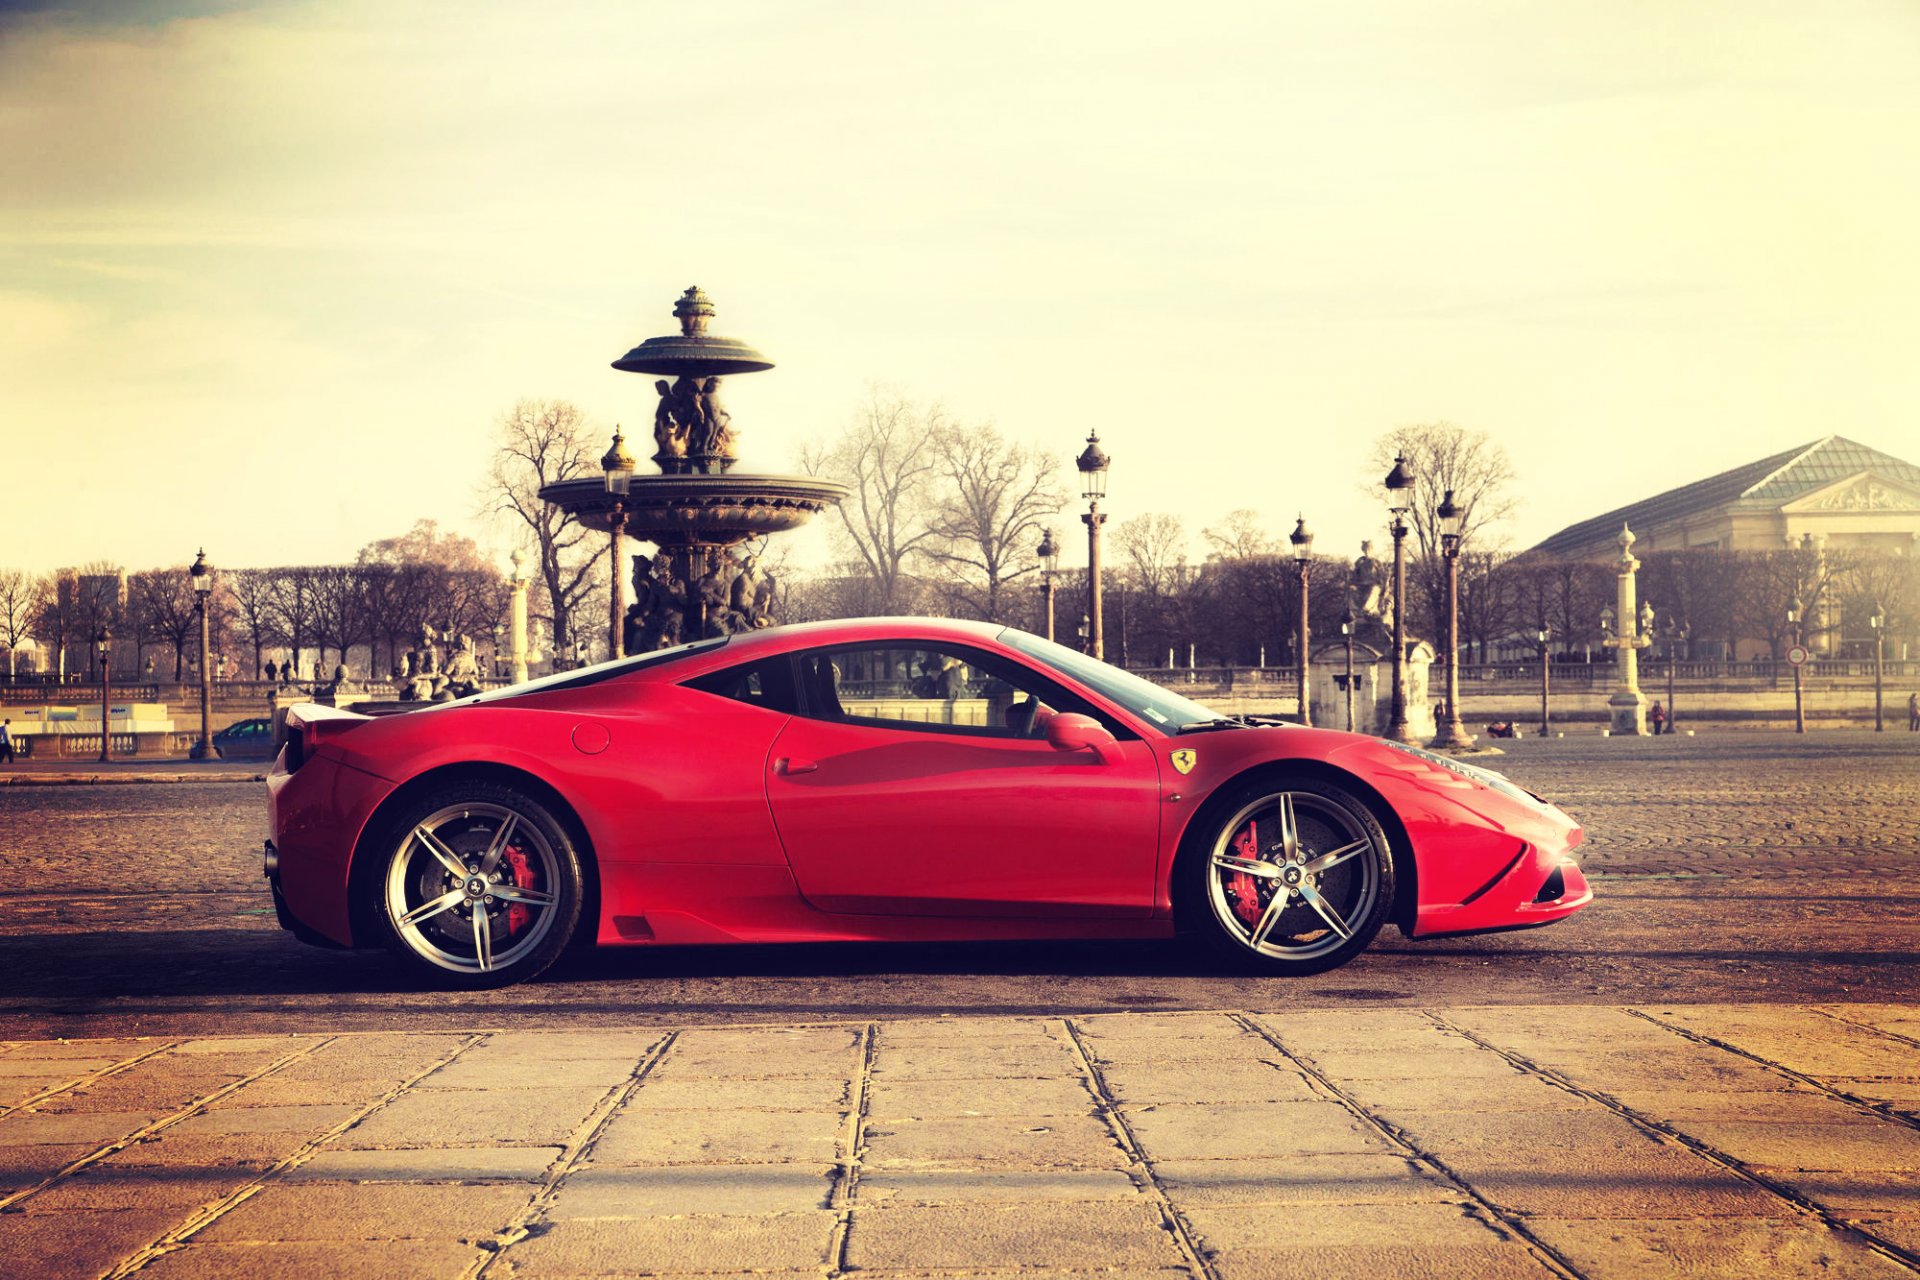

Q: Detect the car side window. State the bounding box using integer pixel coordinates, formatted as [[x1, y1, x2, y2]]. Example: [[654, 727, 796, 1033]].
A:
[[684, 657, 800, 714], [793, 644, 1127, 740]]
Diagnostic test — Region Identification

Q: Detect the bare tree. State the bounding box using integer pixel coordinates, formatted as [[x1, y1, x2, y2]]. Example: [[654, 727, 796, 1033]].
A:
[[1843, 549, 1920, 658], [1456, 547, 1519, 663], [1509, 555, 1612, 655], [30, 573, 72, 679], [1115, 514, 1191, 598], [482, 400, 602, 657], [1366, 422, 1518, 639], [0, 569, 34, 676], [67, 562, 125, 678], [1201, 509, 1276, 561], [1366, 423, 1517, 559], [269, 567, 318, 679], [224, 568, 281, 679], [127, 567, 199, 679], [359, 521, 505, 674], [800, 387, 945, 614], [922, 424, 1065, 621], [308, 565, 369, 674]]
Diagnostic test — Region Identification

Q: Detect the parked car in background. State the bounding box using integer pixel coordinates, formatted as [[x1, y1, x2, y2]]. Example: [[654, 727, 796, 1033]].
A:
[[212, 718, 276, 761]]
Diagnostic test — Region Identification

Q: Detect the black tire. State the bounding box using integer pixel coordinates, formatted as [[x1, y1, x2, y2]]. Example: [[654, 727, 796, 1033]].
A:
[[367, 780, 585, 989], [1181, 774, 1395, 976]]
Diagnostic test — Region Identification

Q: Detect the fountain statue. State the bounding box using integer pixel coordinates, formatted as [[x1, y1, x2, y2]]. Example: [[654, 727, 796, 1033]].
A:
[[540, 288, 847, 646]]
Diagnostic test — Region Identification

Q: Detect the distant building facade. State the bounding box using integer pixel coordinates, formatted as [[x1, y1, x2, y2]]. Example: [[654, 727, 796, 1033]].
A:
[[1533, 436, 1920, 560]]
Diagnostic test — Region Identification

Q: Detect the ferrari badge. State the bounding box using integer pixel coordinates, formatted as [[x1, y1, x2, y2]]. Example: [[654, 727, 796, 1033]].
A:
[[1170, 748, 1197, 775]]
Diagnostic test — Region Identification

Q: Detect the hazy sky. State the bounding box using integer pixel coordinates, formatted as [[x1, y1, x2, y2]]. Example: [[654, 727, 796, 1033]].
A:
[[4, 0, 1918, 578]]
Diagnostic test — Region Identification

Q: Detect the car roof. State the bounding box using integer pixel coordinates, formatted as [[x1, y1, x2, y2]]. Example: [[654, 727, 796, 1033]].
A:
[[708, 616, 1009, 662]]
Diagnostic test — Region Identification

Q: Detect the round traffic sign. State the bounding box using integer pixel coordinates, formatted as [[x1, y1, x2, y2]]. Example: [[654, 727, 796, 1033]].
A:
[[1786, 644, 1810, 668]]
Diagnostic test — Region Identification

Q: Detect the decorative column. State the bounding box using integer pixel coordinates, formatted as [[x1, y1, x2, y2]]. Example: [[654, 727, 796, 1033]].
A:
[[1602, 524, 1652, 735], [1076, 432, 1110, 661], [508, 550, 530, 685]]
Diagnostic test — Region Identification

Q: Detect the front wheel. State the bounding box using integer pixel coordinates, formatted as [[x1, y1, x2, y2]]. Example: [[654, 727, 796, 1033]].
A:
[[1184, 775, 1395, 976], [370, 782, 585, 988]]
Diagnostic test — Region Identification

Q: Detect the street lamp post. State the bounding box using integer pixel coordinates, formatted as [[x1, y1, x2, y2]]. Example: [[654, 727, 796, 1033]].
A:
[[1787, 596, 1806, 735], [1871, 602, 1886, 732], [1036, 528, 1059, 643], [96, 628, 112, 763], [602, 428, 636, 659], [190, 549, 213, 760], [1537, 628, 1552, 739], [1340, 606, 1357, 732], [1076, 432, 1110, 661], [1383, 453, 1417, 743], [1433, 490, 1472, 751], [1661, 616, 1689, 734], [1289, 515, 1313, 726]]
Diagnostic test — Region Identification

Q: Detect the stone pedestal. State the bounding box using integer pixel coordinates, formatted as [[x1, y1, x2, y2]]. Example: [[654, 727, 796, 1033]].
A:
[[1308, 635, 1434, 739], [1608, 689, 1648, 736], [1309, 640, 1380, 734]]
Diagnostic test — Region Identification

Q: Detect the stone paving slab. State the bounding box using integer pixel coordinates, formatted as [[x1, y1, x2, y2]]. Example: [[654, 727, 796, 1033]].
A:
[[3, 1005, 1920, 1277]]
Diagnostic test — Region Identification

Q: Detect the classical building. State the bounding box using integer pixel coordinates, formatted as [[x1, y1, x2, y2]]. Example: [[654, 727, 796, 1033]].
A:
[[1533, 435, 1920, 560]]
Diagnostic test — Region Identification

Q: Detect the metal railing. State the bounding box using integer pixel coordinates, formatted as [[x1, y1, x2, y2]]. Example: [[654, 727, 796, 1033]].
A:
[[1126, 658, 1920, 694]]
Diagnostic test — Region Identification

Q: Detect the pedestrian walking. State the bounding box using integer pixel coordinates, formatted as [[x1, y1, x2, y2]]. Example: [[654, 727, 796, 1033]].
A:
[[1649, 701, 1667, 736], [1908, 690, 1919, 732], [0, 718, 13, 765]]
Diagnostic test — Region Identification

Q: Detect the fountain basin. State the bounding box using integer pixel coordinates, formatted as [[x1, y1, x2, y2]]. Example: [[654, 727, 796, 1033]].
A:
[[540, 473, 849, 546]]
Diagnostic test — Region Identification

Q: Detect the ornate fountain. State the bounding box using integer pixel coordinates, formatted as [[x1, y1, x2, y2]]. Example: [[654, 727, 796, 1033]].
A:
[[539, 288, 847, 650]]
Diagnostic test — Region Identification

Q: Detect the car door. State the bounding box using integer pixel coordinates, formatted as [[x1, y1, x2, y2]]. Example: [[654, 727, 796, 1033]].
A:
[[764, 641, 1162, 918]]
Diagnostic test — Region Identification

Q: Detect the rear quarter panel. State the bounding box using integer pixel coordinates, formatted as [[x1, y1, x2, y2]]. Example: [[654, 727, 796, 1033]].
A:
[[328, 682, 792, 872]]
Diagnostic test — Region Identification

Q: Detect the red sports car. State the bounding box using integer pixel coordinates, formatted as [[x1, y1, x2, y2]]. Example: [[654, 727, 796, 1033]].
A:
[[265, 618, 1590, 987]]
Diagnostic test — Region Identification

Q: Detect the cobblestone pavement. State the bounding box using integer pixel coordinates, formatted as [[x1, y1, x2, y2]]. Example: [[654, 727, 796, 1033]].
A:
[[0, 732, 1914, 1038], [2, 1006, 1920, 1278]]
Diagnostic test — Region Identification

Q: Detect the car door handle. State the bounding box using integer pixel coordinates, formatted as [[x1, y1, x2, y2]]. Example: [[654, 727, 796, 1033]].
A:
[[774, 758, 818, 776]]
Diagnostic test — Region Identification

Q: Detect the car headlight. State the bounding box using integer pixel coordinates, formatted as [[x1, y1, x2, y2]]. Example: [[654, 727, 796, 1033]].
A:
[[1381, 740, 1543, 807]]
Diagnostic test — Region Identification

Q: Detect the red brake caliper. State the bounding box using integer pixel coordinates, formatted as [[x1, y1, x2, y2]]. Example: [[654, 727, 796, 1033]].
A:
[[1229, 820, 1263, 923], [503, 847, 536, 934]]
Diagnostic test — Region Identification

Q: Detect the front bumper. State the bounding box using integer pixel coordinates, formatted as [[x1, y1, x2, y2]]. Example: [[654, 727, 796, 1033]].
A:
[[1410, 835, 1592, 937]]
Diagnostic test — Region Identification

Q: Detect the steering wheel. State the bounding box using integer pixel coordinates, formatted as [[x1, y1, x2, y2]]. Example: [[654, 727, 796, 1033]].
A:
[[1006, 696, 1042, 738]]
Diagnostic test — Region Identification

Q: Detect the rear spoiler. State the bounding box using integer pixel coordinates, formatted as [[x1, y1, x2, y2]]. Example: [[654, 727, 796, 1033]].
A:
[[277, 702, 373, 770]]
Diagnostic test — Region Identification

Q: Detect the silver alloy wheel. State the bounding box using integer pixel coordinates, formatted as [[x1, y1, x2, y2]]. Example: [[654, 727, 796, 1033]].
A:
[[384, 802, 562, 975], [1206, 790, 1382, 961]]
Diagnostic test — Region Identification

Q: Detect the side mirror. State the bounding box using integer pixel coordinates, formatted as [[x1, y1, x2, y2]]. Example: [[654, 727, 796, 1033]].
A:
[[1045, 712, 1119, 764]]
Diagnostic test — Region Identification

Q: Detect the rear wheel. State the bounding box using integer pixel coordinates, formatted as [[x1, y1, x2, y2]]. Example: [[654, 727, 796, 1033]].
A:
[[1185, 775, 1394, 976], [370, 782, 584, 988]]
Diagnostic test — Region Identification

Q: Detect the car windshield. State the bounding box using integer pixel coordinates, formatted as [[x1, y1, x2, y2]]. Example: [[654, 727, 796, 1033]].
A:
[[1001, 628, 1219, 732]]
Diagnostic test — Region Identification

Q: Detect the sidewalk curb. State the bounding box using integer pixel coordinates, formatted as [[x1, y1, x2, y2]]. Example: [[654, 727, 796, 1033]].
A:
[[0, 772, 265, 786]]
